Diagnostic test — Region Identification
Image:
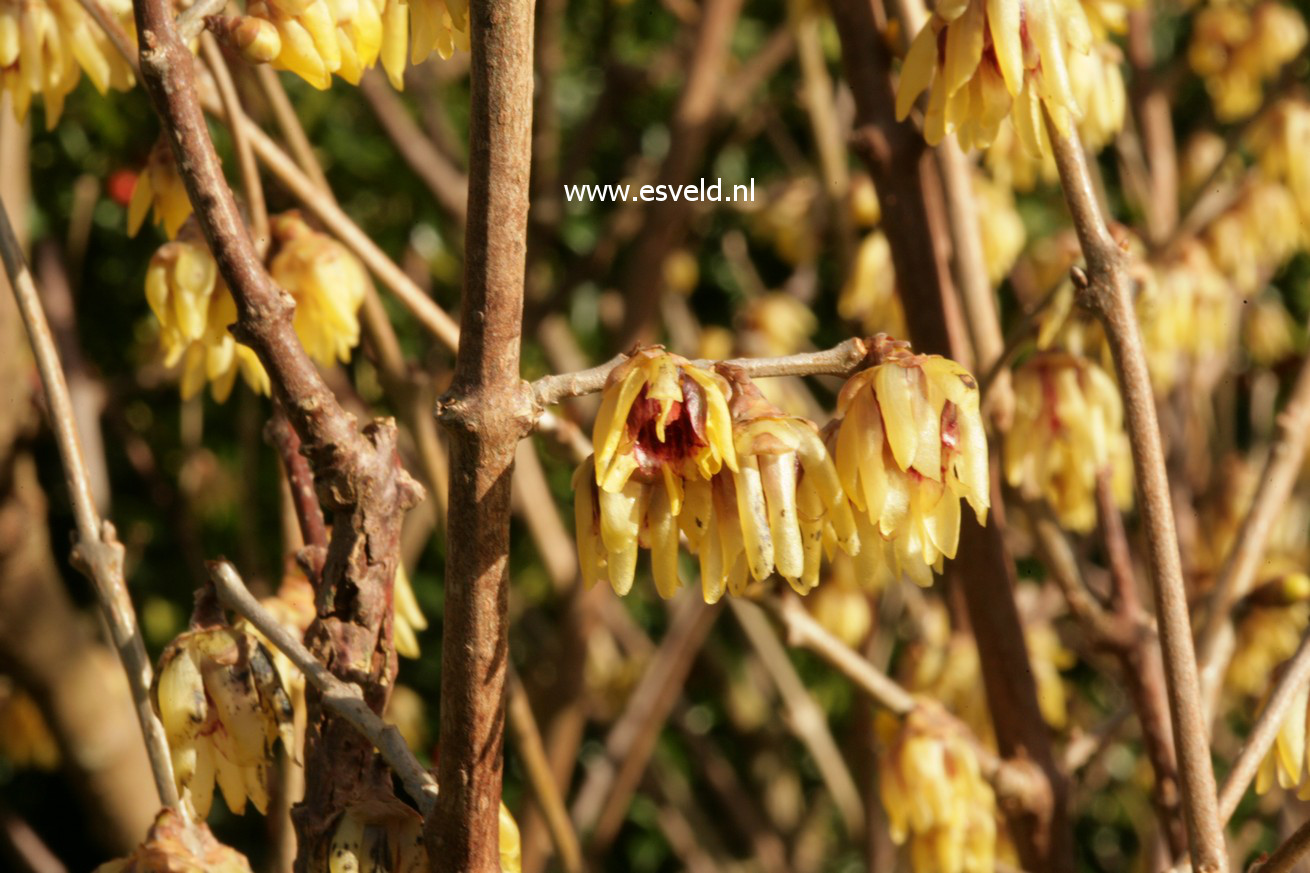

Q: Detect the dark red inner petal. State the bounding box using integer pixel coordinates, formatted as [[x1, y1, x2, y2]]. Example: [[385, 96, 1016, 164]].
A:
[[626, 373, 710, 473]]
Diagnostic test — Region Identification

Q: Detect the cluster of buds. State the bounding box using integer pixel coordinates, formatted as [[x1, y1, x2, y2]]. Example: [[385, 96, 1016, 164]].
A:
[[831, 337, 990, 588], [269, 211, 370, 367], [877, 703, 997, 873], [1004, 352, 1132, 532], [145, 224, 271, 402], [218, 0, 468, 90], [94, 808, 253, 873], [128, 140, 194, 240], [896, 0, 1092, 154], [0, 0, 135, 128], [1188, 2, 1307, 122], [153, 623, 296, 819], [328, 799, 521, 872]]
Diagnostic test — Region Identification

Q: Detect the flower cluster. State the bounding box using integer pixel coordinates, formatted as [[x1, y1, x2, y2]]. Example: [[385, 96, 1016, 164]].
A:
[[1188, 2, 1307, 122], [269, 211, 370, 367], [219, 0, 468, 90], [153, 625, 296, 819], [128, 140, 194, 240], [877, 702, 997, 873], [145, 225, 271, 402], [0, 0, 134, 128], [1004, 352, 1132, 532], [896, 0, 1092, 153], [1203, 178, 1305, 296], [573, 341, 989, 600], [832, 338, 989, 588], [1248, 98, 1310, 215]]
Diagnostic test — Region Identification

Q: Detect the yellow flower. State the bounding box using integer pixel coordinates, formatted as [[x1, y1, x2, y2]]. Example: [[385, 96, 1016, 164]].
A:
[[984, 118, 1058, 191], [1069, 41, 1126, 152], [1254, 671, 1309, 796], [683, 368, 859, 600], [384, 683, 429, 755], [1249, 98, 1310, 217], [896, 0, 1092, 153], [1227, 603, 1309, 700], [737, 292, 818, 357], [839, 231, 906, 337], [877, 702, 997, 873], [575, 348, 736, 597], [1203, 178, 1303, 296], [392, 563, 428, 659], [1244, 292, 1300, 367], [751, 178, 822, 266], [0, 679, 59, 769], [145, 228, 271, 402], [849, 173, 882, 227], [94, 808, 253, 873], [1004, 352, 1132, 532], [832, 337, 989, 588], [1189, 2, 1307, 122], [128, 140, 194, 239], [269, 211, 370, 367], [0, 0, 134, 129], [806, 554, 874, 647], [153, 626, 296, 819]]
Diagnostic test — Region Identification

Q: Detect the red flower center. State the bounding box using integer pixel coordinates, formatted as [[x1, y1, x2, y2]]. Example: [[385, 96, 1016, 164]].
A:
[[626, 373, 710, 475]]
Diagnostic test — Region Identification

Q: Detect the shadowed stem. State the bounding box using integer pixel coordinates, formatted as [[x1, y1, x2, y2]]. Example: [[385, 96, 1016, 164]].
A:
[[0, 199, 179, 812], [1046, 113, 1228, 873]]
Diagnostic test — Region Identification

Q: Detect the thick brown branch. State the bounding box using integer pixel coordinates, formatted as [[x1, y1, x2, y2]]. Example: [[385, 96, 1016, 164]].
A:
[[426, 0, 535, 868], [1047, 115, 1228, 873]]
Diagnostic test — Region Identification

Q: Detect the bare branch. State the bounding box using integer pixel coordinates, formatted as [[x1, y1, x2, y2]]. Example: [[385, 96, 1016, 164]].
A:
[[530, 337, 870, 412], [506, 673, 585, 873], [208, 560, 437, 814], [0, 198, 179, 810], [1252, 816, 1310, 873], [1046, 112, 1228, 873], [201, 34, 268, 254]]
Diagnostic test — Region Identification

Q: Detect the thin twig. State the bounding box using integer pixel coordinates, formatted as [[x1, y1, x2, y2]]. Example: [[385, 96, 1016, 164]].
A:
[[253, 66, 331, 193], [507, 672, 585, 873], [175, 0, 224, 42], [1217, 626, 1310, 822], [729, 599, 865, 840], [208, 560, 438, 814], [264, 406, 327, 581], [1252, 816, 1310, 873], [531, 337, 869, 412], [201, 34, 268, 254], [0, 200, 179, 811], [1196, 353, 1310, 712], [1046, 112, 1229, 873], [358, 71, 469, 224]]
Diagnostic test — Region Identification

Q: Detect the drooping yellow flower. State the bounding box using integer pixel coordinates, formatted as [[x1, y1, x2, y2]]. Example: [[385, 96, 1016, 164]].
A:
[[0, 0, 134, 128], [877, 703, 997, 873], [575, 348, 737, 598], [269, 211, 370, 367], [1227, 602, 1309, 700], [839, 231, 906, 337], [737, 292, 818, 358], [0, 679, 58, 769], [832, 337, 989, 588], [128, 140, 194, 239], [1069, 41, 1126, 151], [145, 229, 271, 402], [751, 178, 822, 266], [153, 626, 296, 819], [1189, 2, 1307, 122], [94, 808, 253, 873], [384, 683, 429, 755], [984, 118, 1059, 191], [849, 173, 882, 228], [1203, 178, 1304, 296], [1254, 670, 1310, 796], [896, 0, 1092, 153], [234, 570, 314, 762], [680, 368, 859, 601], [807, 554, 874, 647], [1004, 352, 1132, 532], [392, 562, 428, 659]]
